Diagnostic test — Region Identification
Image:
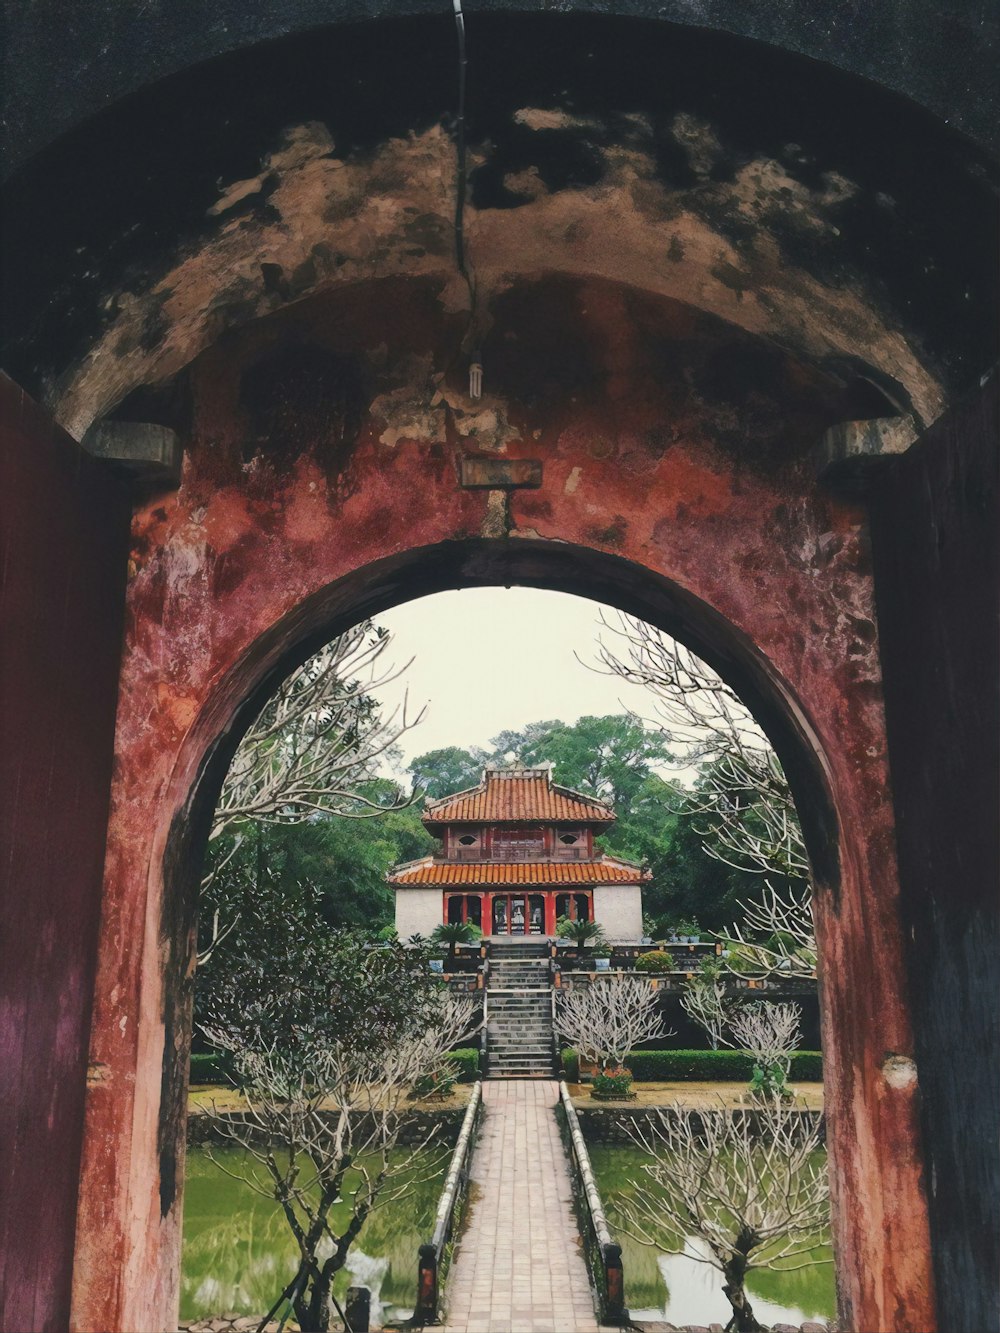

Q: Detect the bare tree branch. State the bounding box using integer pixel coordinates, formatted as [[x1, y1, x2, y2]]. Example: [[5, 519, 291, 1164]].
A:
[[619, 1095, 829, 1333], [211, 622, 424, 838], [199, 621, 425, 963], [555, 974, 672, 1070], [590, 612, 819, 979], [592, 612, 808, 880], [200, 988, 477, 1332], [680, 963, 739, 1051]]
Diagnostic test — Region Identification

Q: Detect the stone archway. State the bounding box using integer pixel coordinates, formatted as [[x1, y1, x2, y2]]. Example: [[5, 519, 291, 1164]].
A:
[[2, 11, 994, 1331], [67, 267, 935, 1328]]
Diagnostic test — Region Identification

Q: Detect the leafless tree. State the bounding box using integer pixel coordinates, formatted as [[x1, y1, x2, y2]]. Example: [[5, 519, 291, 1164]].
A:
[[201, 990, 477, 1332], [593, 612, 808, 879], [728, 1001, 802, 1096], [555, 974, 672, 1070], [680, 963, 738, 1050], [213, 622, 422, 834], [592, 614, 818, 977], [621, 1096, 830, 1333], [724, 883, 817, 978], [200, 621, 424, 961]]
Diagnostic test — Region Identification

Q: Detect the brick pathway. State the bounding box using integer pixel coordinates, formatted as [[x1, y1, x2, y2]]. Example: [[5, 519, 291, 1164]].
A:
[[442, 1080, 601, 1333]]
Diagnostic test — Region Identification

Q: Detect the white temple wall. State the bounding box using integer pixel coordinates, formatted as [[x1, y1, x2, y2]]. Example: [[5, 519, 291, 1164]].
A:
[[394, 888, 442, 938], [593, 885, 643, 941]]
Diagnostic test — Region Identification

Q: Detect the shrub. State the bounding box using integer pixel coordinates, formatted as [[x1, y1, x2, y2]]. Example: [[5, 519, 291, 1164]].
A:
[[411, 1064, 458, 1100], [561, 1047, 580, 1083], [634, 950, 673, 974], [190, 1051, 231, 1084], [626, 1049, 823, 1082], [447, 1048, 480, 1082]]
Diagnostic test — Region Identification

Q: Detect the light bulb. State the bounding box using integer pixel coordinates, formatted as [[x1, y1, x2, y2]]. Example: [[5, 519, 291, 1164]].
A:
[[469, 352, 483, 400]]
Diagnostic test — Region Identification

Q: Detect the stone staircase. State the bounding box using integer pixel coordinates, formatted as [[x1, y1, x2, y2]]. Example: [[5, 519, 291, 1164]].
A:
[[486, 944, 555, 1077]]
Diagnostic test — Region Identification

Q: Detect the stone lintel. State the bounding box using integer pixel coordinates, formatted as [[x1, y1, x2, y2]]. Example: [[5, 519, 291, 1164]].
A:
[[816, 414, 918, 491], [82, 420, 182, 485], [460, 456, 542, 490]]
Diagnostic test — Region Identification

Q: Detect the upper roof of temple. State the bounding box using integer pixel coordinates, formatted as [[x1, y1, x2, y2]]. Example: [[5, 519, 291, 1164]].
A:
[[421, 765, 615, 831]]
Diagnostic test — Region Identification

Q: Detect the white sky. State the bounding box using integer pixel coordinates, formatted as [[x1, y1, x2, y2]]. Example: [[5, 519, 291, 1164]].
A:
[[367, 587, 668, 777]]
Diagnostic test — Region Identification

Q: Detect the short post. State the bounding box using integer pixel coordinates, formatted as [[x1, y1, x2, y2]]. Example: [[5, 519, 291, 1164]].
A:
[[345, 1286, 371, 1333], [416, 1243, 438, 1323], [603, 1242, 625, 1321]]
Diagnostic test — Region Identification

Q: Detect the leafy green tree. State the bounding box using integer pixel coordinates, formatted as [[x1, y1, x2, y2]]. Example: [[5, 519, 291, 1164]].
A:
[[488, 713, 673, 822], [407, 745, 488, 799]]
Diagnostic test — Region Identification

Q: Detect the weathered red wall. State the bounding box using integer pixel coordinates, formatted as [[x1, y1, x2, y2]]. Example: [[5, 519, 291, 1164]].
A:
[[69, 276, 936, 1332], [870, 372, 999, 1333], [0, 377, 130, 1331]]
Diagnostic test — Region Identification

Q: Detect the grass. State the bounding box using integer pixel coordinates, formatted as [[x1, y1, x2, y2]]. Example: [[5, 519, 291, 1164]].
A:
[[568, 1080, 824, 1110], [188, 1082, 475, 1114]]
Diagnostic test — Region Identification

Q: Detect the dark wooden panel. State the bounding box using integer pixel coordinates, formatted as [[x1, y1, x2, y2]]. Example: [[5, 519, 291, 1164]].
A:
[[0, 376, 129, 1332], [870, 372, 1000, 1333]]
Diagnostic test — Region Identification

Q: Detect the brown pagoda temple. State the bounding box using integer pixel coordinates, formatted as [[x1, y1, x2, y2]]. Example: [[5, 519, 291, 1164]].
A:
[[389, 765, 649, 941]]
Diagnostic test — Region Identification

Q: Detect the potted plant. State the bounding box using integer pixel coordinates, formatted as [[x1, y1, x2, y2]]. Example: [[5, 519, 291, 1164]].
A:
[[591, 1066, 636, 1100], [556, 916, 607, 958], [431, 921, 482, 968]]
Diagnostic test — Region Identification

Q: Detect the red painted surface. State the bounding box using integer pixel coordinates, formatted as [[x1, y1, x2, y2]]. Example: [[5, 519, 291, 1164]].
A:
[[0, 377, 129, 1331], [870, 374, 1000, 1331], [68, 276, 935, 1332]]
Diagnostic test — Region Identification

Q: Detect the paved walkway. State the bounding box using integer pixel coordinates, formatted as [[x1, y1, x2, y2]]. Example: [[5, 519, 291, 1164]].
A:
[[442, 1080, 601, 1333]]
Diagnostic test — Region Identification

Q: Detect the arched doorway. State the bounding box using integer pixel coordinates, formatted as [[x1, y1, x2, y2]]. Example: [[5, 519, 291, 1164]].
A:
[[72, 531, 929, 1333], [3, 12, 992, 1330]]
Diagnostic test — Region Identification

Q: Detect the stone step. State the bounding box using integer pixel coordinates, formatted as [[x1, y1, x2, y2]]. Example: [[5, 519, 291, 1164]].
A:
[[489, 1054, 554, 1066], [485, 1023, 549, 1034], [485, 1002, 549, 1013], [488, 1064, 555, 1077]]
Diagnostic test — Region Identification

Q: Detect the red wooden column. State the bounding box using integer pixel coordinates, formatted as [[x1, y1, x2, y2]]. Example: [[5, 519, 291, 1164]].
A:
[[544, 893, 558, 935], [0, 376, 130, 1332]]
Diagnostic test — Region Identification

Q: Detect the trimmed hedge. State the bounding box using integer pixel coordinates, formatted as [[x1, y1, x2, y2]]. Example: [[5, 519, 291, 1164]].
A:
[[190, 1051, 231, 1085], [560, 1048, 823, 1082], [626, 1049, 823, 1082], [447, 1048, 480, 1082]]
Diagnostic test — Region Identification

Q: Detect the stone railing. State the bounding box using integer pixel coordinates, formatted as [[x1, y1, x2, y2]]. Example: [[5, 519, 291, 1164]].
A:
[[413, 1081, 484, 1325], [558, 1081, 626, 1323]]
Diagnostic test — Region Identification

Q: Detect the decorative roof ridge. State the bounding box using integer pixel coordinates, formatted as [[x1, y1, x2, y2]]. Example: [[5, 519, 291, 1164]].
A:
[[598, 852, 651, 875], [548, 780, 613, 813], [384, 854, 434, 879], [423, 781, 483, 812]]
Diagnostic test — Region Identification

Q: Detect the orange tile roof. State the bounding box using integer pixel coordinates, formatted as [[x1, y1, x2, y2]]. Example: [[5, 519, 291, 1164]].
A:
[[389, 858, 648, 887], [423, 769, 614, 825]]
